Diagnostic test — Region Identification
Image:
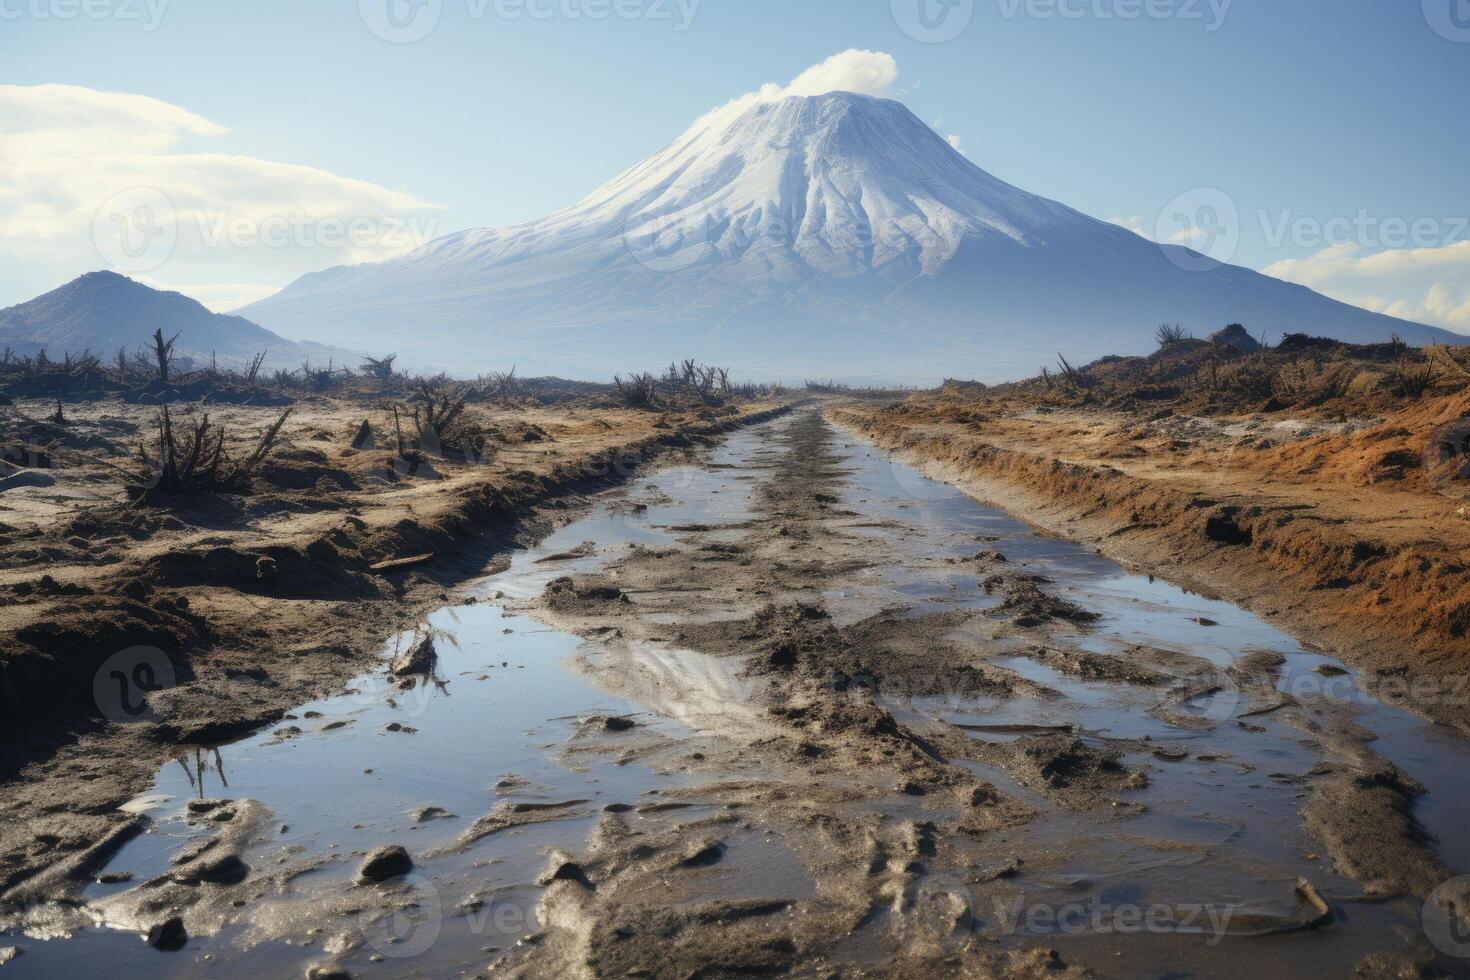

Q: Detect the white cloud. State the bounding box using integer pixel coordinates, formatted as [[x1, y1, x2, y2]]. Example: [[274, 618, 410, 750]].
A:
[[687, 49, 900, 138], [0, 83, 444, 310], [1263, 241, 1470, 333], [945, 134, 967, 157], [134, 276, 282, 314], [1108, 216, 1148, 237]]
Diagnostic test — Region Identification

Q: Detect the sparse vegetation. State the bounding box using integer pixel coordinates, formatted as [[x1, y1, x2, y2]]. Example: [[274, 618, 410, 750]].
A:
[[614, 372, 660, 408], [130, 405, 291, 504], [1391, 358, 1436, 398], [486, 366, 519, 406], [1155, 322, 1191, 347], [360, 353, 398, 379]]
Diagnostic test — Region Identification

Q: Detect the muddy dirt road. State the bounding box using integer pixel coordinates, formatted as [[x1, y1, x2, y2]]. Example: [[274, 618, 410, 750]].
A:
[[5, 409, 1469, 978]]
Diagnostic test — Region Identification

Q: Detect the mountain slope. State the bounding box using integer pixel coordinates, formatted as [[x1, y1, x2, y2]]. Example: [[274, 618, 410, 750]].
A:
[[0, 272, 331, 368], [242, 92, 1461, 382]]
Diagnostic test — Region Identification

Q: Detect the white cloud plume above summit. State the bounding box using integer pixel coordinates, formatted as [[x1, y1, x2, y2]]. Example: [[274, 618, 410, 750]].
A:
[[687, 49, 900, 138]]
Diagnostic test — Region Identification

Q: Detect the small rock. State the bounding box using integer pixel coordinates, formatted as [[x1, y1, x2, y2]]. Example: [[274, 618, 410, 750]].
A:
[[197, 853, 249, 885], [359, 845, 413, 883], [145, 916, 188, 950], [95, 871, 133, 884], [0, 946, 22, 964], [677, 840, 725, 868], [306, 965, 352, 980], [391, 635, 437, 677]]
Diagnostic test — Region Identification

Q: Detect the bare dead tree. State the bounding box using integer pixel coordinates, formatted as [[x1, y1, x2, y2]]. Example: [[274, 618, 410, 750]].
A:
[[132, 406, 291, 503], [1056, 353, 1083, 386], [361, 353, 398, 379], [149, 329, 179, 383], [243, 351, 267, 388], [487, 366, 519, 405]]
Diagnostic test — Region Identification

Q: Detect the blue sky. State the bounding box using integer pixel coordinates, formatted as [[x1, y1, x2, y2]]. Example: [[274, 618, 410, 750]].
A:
[[2, 0, 1468, 330]]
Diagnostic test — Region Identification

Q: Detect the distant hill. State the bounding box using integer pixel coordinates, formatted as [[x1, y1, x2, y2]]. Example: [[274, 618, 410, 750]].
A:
[[0, 272, 349, 370]]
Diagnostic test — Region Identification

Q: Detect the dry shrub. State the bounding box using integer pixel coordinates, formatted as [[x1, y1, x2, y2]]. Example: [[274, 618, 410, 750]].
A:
[[131, 406, 291, 504]]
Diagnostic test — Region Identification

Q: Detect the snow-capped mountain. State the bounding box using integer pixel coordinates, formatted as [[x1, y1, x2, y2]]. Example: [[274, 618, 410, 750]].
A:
[[241, 92, 1458, 382]]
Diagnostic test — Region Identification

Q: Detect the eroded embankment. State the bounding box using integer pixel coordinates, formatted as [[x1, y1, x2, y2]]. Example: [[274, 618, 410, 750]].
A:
[[9, 409, 1467, 979], [0, 401, 792, 901], [831, 402, 1470, 733]]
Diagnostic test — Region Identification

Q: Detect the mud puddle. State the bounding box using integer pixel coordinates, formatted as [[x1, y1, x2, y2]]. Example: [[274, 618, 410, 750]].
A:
[[6, 412, 1470, 978]]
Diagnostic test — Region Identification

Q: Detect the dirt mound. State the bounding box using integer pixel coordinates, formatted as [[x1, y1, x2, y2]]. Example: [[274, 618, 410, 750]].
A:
[[2, 591, 212, 731]]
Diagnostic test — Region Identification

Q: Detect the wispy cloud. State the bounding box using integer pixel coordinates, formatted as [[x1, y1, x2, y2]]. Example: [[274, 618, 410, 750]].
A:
[[1264, 241, 1470, 333], [0, 83, 444, 310]]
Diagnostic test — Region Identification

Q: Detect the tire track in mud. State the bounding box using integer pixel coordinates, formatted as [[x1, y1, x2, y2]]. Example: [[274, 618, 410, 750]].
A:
[[496, 409, 1452, 978], [13, 410, 1464, 978]]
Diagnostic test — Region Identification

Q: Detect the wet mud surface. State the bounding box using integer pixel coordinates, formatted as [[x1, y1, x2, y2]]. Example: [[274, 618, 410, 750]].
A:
[[4, 410, 1469, 978]]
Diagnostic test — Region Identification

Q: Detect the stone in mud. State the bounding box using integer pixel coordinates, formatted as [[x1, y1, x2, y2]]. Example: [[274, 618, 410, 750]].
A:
[[186, 798, 227, 813], [196, 853, 249, 884], [677, 840, 726, 868], [359, 845, 413, 883], [539, 856, 593, 888], [306, 965, 352, 980], [544, 575, 630, 612], [602, 715, 637, 732], [414, 806, 452, 823], [992, 577, 1100, 628], [145, 916, 187, 950], [390, 635, 437, 677]]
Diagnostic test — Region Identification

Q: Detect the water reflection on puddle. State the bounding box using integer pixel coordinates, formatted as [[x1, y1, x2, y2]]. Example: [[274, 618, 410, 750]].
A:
[[11, 413, 1470, 978]]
